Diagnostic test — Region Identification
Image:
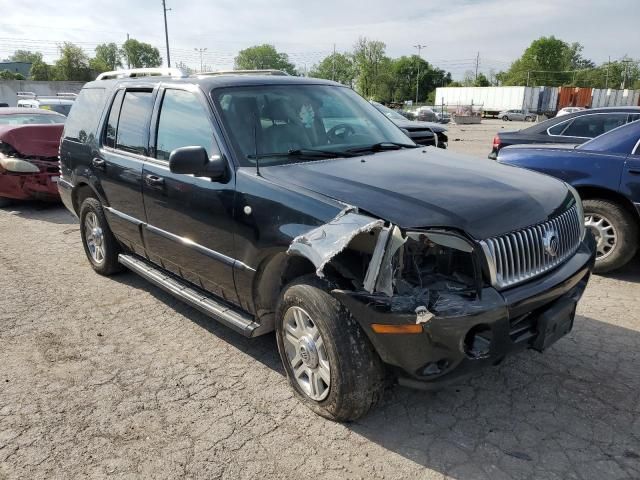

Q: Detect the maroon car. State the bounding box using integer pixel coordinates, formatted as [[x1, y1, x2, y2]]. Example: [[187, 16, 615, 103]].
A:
[[0, 108, 65, 205]]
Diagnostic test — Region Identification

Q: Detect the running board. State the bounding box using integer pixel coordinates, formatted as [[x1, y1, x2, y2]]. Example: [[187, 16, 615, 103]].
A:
[[118, 254, 267, 337]]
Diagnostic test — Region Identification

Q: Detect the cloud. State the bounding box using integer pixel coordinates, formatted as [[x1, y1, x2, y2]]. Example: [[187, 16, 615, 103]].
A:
[[0, 0, 637, 77]]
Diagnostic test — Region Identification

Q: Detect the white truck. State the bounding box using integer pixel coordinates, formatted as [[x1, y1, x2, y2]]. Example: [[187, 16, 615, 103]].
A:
[[434, 86, 559, 118]]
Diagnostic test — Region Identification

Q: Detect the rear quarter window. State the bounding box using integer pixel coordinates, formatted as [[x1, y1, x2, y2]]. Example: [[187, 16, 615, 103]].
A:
[[115, 91, 154, 155], [63, 88, 106, 143]]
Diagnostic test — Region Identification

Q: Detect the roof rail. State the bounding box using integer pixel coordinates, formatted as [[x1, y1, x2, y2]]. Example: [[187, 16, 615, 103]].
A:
[[16, 91, 37, 98], [96, 67, 186, 80], [55, 92, 78, 98], [198, 69, 290, 77]]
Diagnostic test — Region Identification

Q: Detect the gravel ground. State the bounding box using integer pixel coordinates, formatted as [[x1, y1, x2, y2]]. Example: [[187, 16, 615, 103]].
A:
[[1, 122, 639, 479]]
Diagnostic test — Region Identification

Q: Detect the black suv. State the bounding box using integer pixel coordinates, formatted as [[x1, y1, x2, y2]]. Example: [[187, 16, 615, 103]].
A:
[[59, 72, 596, 421]]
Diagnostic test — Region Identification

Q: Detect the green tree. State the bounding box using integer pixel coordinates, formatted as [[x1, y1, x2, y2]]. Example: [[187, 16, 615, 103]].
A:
[[121, 39, 162, 68], [234, 44, 296, 75], [53, 42, 92, 81], [29, 60, 53, 80], [474, 72, 490, 87], [498, 36, 593, 86], [90, 42, 122, 72], [7, 50, 43, 64], [352, 37, 387, 99], [309, 52, 355, 86], [0, 70, 25, 80], [387, 55, 451, 103]]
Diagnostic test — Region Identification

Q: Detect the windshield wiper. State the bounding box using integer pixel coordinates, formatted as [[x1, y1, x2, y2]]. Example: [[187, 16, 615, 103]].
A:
[[345, 142, 419, 154], [248, 148, 353, 160]]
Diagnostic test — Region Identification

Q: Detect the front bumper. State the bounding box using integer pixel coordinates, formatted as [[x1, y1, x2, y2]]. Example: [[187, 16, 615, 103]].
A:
[[0, 171, 60, 201], [332, 234, 596, 387]]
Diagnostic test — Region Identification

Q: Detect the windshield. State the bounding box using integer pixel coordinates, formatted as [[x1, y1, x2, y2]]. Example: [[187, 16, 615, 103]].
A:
[[212, 84, 411, 166], [0, 114, 65, 125], [371, 101, 406, 121]]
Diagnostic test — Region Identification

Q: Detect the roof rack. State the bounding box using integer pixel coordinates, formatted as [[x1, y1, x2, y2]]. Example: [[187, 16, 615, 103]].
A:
[[17, 91, 37, 98], [198, 69, 290, 77], [96, 67, 186, 80]]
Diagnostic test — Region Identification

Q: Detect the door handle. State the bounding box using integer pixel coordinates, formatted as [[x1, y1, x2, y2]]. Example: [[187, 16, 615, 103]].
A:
[[92, 158, 106, 169], [628, 169, 640, 175], [145, 174, 165, 187]]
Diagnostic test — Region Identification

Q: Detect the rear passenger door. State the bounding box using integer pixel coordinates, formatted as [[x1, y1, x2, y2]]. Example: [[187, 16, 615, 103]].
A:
[[97, 87, 155, 255], [141, 86, 239, 305]]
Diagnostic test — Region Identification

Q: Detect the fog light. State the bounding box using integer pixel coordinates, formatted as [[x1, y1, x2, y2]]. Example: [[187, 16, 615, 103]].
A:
[[464, 325, 493, 359], [422, 359, 449, 376]]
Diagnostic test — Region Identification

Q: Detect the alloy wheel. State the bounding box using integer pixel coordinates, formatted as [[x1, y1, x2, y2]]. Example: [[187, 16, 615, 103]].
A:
[[282, 306, 331, 401], [84, 211, 105, 264], [585, 213, 617, 259]]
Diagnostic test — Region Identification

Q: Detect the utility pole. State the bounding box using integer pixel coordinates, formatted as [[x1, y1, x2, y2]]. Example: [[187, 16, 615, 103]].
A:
[[162, 0, 171, 68], [194, 48, 207, 72], [605, 56, 610, 89], [332, 43, 336, 81], [413, 44, 427, 105], [474, 51, 480, 81]]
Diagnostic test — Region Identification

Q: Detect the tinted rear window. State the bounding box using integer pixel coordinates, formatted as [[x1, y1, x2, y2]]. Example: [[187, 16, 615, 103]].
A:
[[115, 91, 153, 155], [63, 88, 105, 143]]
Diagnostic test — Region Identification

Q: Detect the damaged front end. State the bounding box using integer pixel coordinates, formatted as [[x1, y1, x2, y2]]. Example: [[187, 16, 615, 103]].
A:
[[0, 124, 63, 201], [287, 208, 593, 386], [288, 209, 484, 323]]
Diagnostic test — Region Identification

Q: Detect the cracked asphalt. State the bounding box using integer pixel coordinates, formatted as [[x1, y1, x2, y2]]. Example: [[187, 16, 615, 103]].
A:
[[1, 126, 640, 479]]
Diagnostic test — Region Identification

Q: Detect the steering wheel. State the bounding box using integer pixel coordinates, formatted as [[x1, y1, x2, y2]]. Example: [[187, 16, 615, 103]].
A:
[[327, 123, 356, 143]]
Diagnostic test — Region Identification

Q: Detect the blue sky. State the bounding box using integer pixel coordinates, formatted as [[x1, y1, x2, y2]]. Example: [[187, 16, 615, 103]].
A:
[[0, 0, 637, 78]]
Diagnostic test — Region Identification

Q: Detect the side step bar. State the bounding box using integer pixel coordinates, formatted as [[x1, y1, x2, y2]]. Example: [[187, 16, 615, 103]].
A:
[[118, 254, 267, 337]]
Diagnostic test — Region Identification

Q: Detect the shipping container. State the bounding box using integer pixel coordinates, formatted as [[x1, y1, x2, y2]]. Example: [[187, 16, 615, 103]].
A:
[[434, 86, 558, 117], [557, 87, 592, 110], [591, 88, 640, 108]]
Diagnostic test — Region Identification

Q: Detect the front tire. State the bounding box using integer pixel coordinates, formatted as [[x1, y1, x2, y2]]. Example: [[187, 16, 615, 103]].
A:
[[79, 197, 123, 275], [0, 197, 14, 207], [502, 115, 509, 121], [583, 199, 639, 273], [275, 276, 386, 422]]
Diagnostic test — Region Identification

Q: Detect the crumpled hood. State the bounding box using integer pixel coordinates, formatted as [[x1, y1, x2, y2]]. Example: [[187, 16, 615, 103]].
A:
[[0, 124, 64, 158], [261, 148, 570, 240]]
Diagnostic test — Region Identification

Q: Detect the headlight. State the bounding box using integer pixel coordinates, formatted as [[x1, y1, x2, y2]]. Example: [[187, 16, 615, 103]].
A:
[[0, 156, 40, 173], [398, 231, 481, 295], [566, 184, 586, 240]]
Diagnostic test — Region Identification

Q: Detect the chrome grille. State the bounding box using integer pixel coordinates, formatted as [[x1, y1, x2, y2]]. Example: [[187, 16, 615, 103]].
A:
[[480, 205, 583, 289]]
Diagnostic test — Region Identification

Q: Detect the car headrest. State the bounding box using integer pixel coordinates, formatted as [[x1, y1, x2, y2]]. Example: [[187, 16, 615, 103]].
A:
[[262, 99, 296, 122]]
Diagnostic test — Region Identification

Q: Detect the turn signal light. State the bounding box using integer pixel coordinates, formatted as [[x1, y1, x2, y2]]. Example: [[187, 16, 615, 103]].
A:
[[371, 324, 423, 334], [492, 135, 501, 149]]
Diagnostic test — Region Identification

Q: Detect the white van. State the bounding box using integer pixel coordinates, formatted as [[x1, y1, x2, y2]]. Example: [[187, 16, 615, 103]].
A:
[[16, 92, 76, 116]]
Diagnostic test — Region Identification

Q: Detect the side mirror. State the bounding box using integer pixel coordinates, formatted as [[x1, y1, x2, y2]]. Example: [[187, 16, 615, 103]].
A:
[[169, 146, 226, 180]]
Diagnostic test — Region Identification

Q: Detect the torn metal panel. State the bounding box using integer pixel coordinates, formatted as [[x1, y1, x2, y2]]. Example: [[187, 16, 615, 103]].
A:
[[373, 226, 406, 296], [362, 226, 392, 293], [287, 211, 384, 277]]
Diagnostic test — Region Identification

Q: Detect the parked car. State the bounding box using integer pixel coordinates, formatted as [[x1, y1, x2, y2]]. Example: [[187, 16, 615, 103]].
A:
[[489, 106, 640, 159], [498, 120, 640, 273], [556, 106, 586, 117], [414, 106, 438, 122], [59, 70, 595, 421], [498, 109, 534, 122], [371, 101, 448, 148], [435, 110, 451, 124], [0, 108, 65, 206], [17, 92, 77, 116]]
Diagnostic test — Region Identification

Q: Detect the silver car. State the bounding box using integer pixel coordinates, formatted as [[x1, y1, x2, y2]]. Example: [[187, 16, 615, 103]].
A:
[[499, 109, 534, 122]]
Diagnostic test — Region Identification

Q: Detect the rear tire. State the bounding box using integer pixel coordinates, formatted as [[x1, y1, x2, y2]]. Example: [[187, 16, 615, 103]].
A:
[[275, 275, 386, 422], [583, 199, 638, 273], [524, 115, 532, 122], [79, 197, 123, 276]]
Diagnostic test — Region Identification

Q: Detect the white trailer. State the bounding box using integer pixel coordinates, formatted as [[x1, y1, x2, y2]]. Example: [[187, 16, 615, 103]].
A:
[[434, 86, 558, 117], [591, 88, 640, 108]]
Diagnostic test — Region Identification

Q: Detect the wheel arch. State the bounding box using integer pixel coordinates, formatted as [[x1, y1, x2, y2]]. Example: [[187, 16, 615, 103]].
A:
[[575, 185, 640, 223], [72, 182, 101, 216]]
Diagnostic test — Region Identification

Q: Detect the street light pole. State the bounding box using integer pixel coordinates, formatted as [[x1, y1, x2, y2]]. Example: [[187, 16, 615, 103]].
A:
[[413, 44, 427, 105], [194, 48, 207, 72], [162, 0, 171, 67]]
